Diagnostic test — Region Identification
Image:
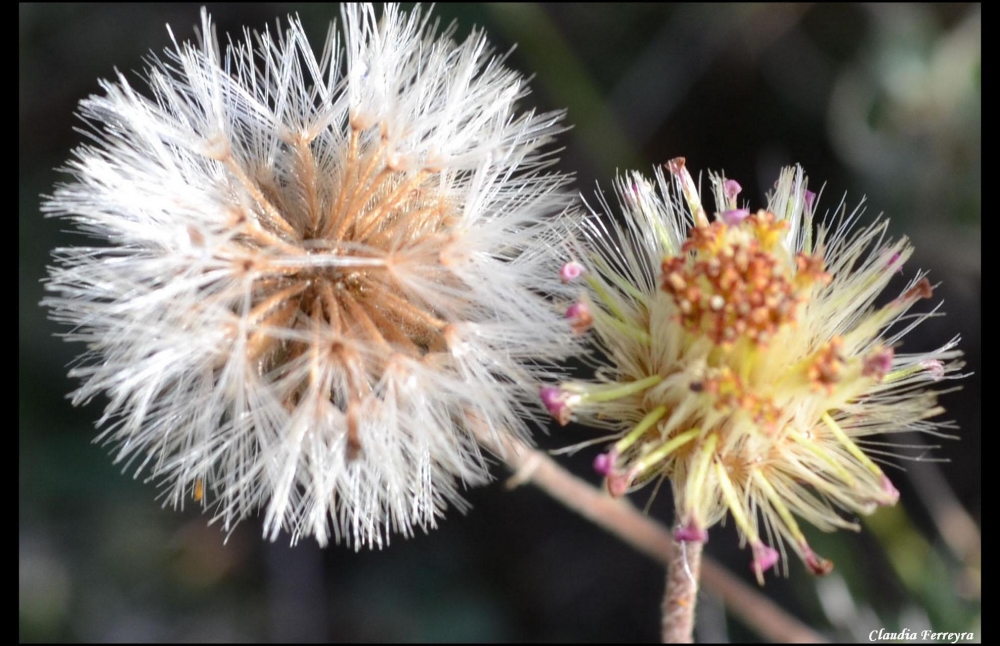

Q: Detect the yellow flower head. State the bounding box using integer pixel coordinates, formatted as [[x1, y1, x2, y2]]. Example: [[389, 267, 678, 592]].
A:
[[543, 159, 961, 582]]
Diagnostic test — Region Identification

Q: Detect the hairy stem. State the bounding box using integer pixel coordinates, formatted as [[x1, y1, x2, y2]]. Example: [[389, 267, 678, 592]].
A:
[[480, 427, 826, 643], [662, 538, 702, 642]]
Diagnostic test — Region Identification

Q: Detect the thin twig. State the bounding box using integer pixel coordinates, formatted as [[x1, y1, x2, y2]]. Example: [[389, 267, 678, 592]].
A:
[[663, 538, 702, 642], [483, 430, 826, 643]]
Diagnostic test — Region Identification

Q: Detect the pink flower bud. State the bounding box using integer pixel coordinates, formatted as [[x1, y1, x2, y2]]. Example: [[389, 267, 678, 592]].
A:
[[593, 451, 614, 476], [724, 179, 742, 202], [879, 475, 900, 505], [719, 208, 750, 226], [751, 543, 779, 575], [560, 261, 586, 284], [540, 386, 572, 426], [863, 348, 894, 380], [921, 360, 945, 381], [802, 545, 833, 576], [607, 472, 631, 498], [674, 520, 709, 543], [888, 251, 903, 273], [804, 190, 816, 213]]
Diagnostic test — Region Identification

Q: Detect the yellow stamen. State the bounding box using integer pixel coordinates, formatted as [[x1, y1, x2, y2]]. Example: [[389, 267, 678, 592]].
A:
[[632, 428, 700, 474], [883, 363, 924, 384], [752, 470, 808, 547], [684, 433, 718, 516], [821, 412, 885, 479], [787, 431, 856, 487], [585, 275, 633, 324], [614, 405, 667, 454], [715, 461, 760, 544], [590, 305, 652, 346], [586, 374, 663, 403]]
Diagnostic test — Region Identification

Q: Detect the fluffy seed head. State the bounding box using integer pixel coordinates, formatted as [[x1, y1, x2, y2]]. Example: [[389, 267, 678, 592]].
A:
[[548, 158, 962, 581], [43, 4, 574, 547]]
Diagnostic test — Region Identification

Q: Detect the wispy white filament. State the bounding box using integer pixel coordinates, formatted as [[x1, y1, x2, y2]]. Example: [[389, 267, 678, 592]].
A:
[[44, 4, 576, 548]]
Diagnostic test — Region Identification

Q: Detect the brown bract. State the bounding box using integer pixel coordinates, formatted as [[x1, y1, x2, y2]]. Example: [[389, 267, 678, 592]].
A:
[[205, 126, 461, 459]]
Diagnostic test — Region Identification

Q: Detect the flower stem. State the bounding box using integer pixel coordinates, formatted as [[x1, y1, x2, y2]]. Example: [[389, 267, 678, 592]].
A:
[[477, 425, 826, 643], [662, 538, 702, 643]]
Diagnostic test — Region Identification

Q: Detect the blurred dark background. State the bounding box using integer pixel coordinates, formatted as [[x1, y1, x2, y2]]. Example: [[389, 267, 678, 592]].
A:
[[20, 3, 980, 642]]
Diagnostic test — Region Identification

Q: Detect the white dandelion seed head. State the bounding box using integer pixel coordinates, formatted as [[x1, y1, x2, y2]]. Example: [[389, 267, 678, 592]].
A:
[[43, 4, 577, 548]]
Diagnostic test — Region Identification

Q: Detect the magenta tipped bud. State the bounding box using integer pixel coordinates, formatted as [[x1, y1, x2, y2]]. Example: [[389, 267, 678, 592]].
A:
[[863, 347, 894, 380], [879, 475, 900, 505], [751, 543, 779, 575], [593, 451, 614, 476], [540, 386, 572, 426], [804, 189, 817, 212], [724, 179, 742, 202], [624, 182, 643, 206], [674, 520, 709, 543], [921, 359, 945, 381], [802, 545, 834, 576], [540, 386, 561, 409], [607, 472, 631, 498], [719, 208, 750, 226], [565, 301, 593, 335], [667, 157, 687, 175], [560, 261, 586, 284], [888, 251, 904, 273]]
